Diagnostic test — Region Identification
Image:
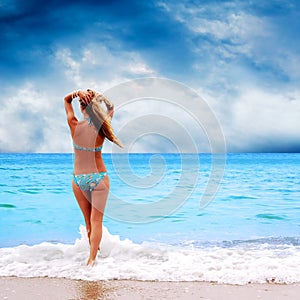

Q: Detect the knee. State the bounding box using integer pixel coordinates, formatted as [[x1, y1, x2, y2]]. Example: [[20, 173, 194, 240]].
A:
[[91, 212, 104, 224]]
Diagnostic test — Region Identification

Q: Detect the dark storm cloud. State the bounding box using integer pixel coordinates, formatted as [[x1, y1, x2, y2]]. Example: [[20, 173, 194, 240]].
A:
[[0, 0, 194, 80]]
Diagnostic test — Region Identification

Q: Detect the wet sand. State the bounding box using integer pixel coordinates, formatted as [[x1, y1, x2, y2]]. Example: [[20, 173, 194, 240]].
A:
[[1, 277, 299, 300]]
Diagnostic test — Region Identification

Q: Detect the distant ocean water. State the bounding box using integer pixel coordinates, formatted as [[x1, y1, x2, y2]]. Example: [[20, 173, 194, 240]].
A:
[[0, 153, 299, 284]]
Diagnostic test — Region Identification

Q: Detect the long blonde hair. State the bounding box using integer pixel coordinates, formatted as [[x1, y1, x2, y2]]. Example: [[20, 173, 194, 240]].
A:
[[85, 91, 123, 148]]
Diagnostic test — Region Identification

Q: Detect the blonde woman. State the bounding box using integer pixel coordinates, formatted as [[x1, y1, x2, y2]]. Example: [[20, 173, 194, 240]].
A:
[[64, 89, 122, 266]]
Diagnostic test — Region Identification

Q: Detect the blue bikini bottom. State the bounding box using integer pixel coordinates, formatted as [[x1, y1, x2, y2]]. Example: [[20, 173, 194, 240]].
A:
[[73, 172, 107, 192]]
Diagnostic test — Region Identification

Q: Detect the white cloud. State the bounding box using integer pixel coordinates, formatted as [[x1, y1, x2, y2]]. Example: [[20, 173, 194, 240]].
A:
[[102, 78, 226, 153], [186, 12, 265, 43], [126, 61, 155, 75], [0, 45, 158, 153], [211, 86, 300, 152], [167, 2, 270, 61], [2, 75, 299, 153], [0, 83, 69, 152], [55, 43, 156, 89], [55, 49, 82, 87]]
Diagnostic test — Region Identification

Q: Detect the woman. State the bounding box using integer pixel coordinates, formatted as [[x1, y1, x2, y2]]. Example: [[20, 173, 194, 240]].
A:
[[64, 89, 122, 266]]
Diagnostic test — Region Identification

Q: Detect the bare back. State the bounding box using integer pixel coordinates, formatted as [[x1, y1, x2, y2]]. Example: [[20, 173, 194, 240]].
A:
[[73, 120, 106, 175]]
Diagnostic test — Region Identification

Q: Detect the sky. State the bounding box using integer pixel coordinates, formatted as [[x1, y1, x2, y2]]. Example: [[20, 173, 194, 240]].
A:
[[0, 0, 299, 153]]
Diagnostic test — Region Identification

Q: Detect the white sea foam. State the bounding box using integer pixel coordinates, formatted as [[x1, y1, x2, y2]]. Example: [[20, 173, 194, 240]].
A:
[[0, 225, 300, 284]]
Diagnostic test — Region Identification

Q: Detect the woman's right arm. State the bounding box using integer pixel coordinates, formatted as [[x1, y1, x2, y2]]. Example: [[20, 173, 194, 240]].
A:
[[64, 92, 78, 137]]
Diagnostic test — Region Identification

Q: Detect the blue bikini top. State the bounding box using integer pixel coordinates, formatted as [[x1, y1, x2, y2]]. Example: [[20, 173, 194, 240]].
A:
[[73, 117, 103, 152], [73, 142, 103, 152]]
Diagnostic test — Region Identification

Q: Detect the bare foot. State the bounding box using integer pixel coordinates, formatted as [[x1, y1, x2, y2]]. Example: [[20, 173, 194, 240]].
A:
[[87, 258, 95, 267]]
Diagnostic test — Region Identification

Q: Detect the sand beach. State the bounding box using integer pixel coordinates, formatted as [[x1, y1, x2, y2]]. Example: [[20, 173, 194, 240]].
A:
[[1, 277, 300, 300]]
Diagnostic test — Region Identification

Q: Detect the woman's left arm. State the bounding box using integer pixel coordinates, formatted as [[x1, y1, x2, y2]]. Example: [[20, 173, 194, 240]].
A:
[[103, 98, 114, 120]]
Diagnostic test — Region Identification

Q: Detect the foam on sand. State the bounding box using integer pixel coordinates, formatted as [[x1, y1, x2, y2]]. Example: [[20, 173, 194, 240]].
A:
[[0, 226, 299, 284]]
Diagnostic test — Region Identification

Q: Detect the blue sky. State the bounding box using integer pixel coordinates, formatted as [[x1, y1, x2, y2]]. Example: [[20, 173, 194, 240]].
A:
[[0, 0, 299, 152]]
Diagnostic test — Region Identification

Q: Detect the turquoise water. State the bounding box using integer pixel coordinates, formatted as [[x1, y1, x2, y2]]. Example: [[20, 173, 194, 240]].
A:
[[1, 153, 299, 246], [0, 153, 300, 283]]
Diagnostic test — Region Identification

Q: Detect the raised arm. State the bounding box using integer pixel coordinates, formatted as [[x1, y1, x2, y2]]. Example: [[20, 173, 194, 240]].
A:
[[64, 91, 78, 137], [64, 90, 94, 136], [103, 97, 114, 120]]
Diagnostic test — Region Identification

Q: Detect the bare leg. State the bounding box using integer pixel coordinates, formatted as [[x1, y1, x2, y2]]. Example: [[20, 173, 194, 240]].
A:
[[87, 176, 109, 266], [72, 180, 92, 242], [87, 209, 104, 266]]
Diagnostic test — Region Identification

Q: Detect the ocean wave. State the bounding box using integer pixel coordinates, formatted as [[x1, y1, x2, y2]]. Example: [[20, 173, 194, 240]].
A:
[[0, 226, 300, 284], [0, 204, 17, 208]]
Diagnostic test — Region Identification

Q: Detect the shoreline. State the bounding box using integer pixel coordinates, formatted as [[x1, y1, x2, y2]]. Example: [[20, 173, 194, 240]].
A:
[[1, 277, 300, 300]]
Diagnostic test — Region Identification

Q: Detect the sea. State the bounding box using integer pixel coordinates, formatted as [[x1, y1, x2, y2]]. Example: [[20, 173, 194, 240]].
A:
[[0, 153, 299, 284]]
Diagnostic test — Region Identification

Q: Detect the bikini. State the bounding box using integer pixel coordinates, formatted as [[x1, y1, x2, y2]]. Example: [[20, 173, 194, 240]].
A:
[[73, 142, 107, 192]]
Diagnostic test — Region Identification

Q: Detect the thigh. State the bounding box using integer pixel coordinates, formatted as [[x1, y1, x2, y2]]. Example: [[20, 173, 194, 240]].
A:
[[72, 180, 92, 212], [91, 175, 110, 216]]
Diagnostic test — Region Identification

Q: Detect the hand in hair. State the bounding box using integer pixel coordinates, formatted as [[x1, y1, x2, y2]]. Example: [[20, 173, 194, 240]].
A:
[[103, 98, 114, 110], [78, 90, 93, 108]]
